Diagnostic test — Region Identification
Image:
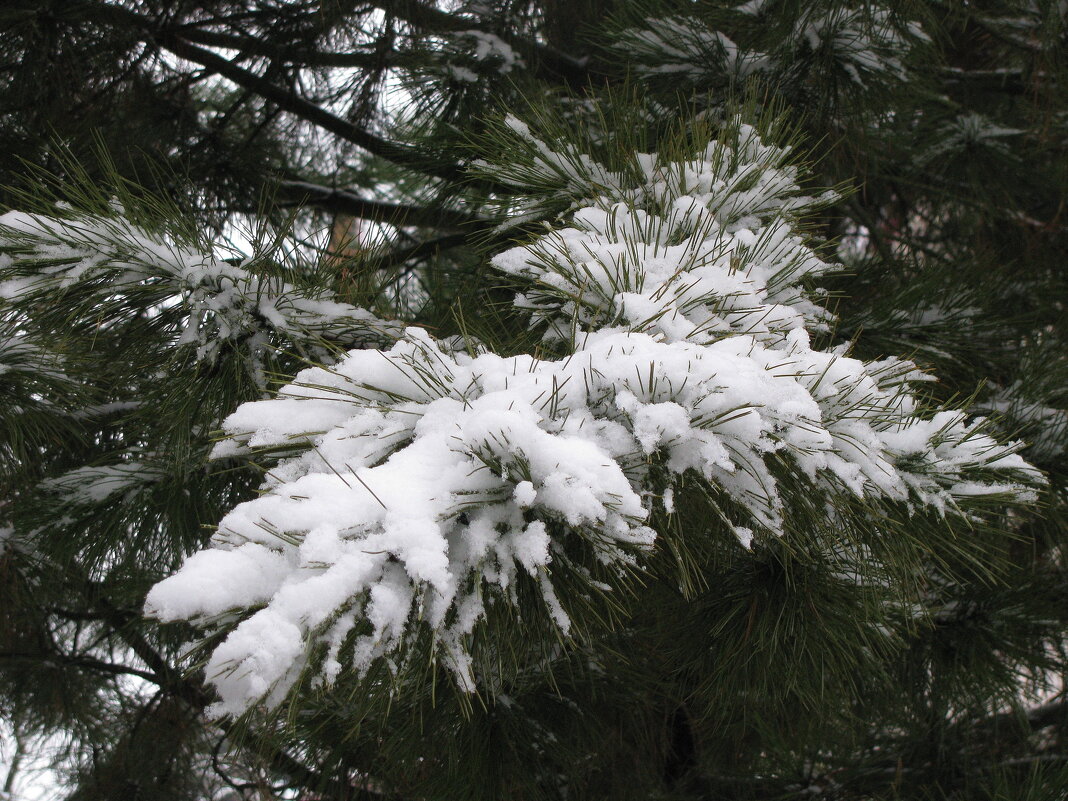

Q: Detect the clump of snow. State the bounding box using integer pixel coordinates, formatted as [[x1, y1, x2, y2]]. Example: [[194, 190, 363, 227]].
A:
[[0, 328, 66, 383], [146, 119, 1041, 717], [457, 30, 523, 73], [439, 29, 525, 83], [41, 460, 166, 506]]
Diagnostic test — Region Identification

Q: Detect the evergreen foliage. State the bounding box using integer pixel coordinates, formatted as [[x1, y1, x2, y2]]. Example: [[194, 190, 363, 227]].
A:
[[1, 1, 1067, 799]]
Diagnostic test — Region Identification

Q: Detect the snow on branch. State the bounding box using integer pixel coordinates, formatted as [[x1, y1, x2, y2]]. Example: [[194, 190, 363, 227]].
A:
[[490, 120, 838, 344], [790, 6, 929, 87], [0, 208, 403, 380], [146, 116, 1042, 717], [0, 318, 89, 472], [40, 459, 167, 506], [611, 5, 929, 92], [0, 326, 66, 385], [438, 29, 525, 82], [611, 17, 769, 82]]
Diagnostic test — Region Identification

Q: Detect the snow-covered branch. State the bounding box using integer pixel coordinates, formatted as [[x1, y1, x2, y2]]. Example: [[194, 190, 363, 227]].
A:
[[146, 117, 1042, 717]]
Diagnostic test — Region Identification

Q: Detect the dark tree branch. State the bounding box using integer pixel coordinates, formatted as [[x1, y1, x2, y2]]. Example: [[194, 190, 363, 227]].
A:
[[276, 179, 484, 228], [940, 67, 1053, 95], [2, 731, 23, 797], [83, 580, 210, 707], [156, 34, 465, 183], [77, 579, 393, 801], [173, 4, 596, 88], [948, 696, 1068, 744], [982, 699, 1068, 733], [65, 1, 465, 182], [175, 27, 399, 70], [367, 231, 472, 273], [63, 0, 548, 195], [0, 650, 159, 683], [370, 0, 595, 85]]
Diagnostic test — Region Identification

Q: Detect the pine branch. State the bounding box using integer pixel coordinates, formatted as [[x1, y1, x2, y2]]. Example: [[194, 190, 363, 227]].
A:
[[156, 34, 465, 182], [366, 230, 472, 273], [940, 67, 1053, 95], [4, 2, 1065, 796], [63, 0, 467, 182], [369, 0, 595, 85], [79, 582, 392, 800], [0, 650, 159, 683], [276, 179, 485, 229], [172, 27, 400, 70]]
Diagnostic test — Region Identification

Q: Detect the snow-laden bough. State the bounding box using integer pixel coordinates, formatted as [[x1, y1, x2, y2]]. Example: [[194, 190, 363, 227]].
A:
[[146, 119, 1041, 716]]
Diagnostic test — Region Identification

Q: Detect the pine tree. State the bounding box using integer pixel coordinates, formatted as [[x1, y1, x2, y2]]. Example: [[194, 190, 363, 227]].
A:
[[2, 2, 1068, 799]]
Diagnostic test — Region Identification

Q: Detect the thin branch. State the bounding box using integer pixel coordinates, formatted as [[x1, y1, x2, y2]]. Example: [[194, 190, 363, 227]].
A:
[[175, 27, 399, 70], [365, 231, 471, 273], [0, 650, 159, 683], [2, 731, 24, 797], [64, 1, 466, 182], [157, 34, 464, 183], [84, 581, 209, 707], [146, 3, 594, 87], [370, 0, 594, 85], [276, 179, 484, 228]]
